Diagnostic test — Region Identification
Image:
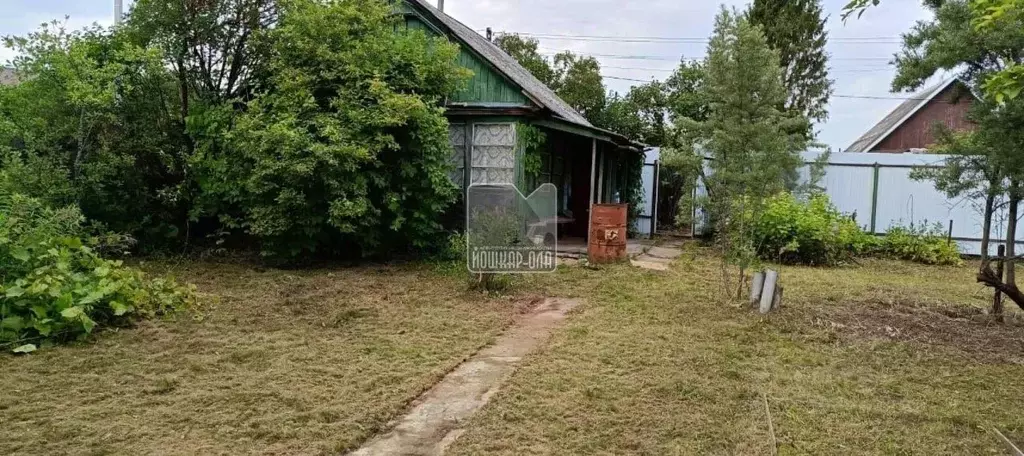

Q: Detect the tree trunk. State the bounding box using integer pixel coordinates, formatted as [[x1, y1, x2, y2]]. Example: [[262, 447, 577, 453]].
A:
[[980, 190, 996, 268], [978, 189, 1024, 310]]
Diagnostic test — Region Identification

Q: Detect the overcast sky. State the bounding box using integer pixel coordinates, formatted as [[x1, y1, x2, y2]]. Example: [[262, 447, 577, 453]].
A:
[[0, 0, 945, 151]]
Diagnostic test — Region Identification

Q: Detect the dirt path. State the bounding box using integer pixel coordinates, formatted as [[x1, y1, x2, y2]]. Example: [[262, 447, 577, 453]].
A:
[[349, 298, 581, 456]]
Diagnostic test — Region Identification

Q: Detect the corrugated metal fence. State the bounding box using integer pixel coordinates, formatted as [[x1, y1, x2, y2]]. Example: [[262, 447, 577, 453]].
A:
[[694, 151, 1020, 256]]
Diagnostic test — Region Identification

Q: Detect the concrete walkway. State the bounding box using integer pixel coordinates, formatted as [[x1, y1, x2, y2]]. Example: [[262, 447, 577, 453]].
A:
[[630, 239, 685, 271], [349, 298, 581, 456]]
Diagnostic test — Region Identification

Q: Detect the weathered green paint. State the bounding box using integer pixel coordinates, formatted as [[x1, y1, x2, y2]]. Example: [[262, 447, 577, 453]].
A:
[[451, 52, 530, 105], [401, 14, 529, 106]]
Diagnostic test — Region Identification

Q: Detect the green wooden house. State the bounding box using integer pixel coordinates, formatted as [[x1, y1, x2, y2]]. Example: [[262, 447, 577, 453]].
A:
[[398, 0, 645, 238]]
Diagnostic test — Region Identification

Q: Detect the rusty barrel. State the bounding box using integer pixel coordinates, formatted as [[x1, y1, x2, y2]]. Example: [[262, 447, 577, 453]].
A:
[[588, 203, 628, 264]]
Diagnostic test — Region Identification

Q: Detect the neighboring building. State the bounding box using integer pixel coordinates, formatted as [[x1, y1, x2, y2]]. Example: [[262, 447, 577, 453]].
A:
[[398, 0, 644, 238], [846, 79, 977, 153], [0, 67, 18, 86]]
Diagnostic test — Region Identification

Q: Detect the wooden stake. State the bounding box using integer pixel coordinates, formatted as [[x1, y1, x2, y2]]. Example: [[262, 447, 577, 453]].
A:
[[994, 427, 1024, 456], [763, 392, 778, 456], [995, 244, 1006, 323]]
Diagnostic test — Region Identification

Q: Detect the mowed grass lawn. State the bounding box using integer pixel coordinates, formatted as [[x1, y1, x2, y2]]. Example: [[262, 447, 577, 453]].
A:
[[450, 246, 1024, 455], [4, 246, 1024, 455], [0, 260, 528, 455]]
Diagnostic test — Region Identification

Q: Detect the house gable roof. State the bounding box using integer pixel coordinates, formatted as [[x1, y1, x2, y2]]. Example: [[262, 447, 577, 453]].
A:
[[846, 79, 973, 152], [403, 0, 592, 129]]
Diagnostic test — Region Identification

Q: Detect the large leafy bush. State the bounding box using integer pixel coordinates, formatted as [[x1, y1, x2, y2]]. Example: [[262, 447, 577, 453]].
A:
[[750, 193, 874, 265], [0, 190, 193, 352], [749, 192, 963, 266], [877, 223, 963, 266], [0, 24, 189, 246], [191, 0, 471, 258]]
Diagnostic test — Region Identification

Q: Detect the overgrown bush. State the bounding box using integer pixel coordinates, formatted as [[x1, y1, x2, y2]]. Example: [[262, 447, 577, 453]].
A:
[[877, 223, 963, 266], [749, 192, 964, 266], [750, 193, 874, 265], [0, 191, 194, 353], [190, 0, 472, 259]]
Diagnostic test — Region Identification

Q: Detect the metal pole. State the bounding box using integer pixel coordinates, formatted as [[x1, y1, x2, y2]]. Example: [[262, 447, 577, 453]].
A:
[[995, 244, 1006, 322], [652, 159, 660, 236], [438, 0, 445, 12], [597, 151, 605, 204], [588, 139, 597, 241], [114, 0, 123, 25], [870, 162, 880, 233]]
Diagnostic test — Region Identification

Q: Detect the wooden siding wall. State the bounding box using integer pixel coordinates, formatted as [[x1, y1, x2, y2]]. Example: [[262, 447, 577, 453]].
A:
[[402, 15, 529, 106], [872, 86, 975, 152]]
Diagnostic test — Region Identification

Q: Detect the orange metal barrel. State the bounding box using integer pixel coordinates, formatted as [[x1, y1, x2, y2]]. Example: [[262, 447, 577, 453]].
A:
[[588, 203, 628, 263]]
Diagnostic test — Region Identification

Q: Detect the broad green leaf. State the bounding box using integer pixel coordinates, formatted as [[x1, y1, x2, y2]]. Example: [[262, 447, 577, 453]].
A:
[[12, 248, 30, 262], [12, 344, 36, 354], [31, 305, 49, 319], [110, 301, 129, 316], [60, 306, 85, 320], [80, 315, 96, 333], [5, 286, 25, 298], [1, 316, 25, 331]]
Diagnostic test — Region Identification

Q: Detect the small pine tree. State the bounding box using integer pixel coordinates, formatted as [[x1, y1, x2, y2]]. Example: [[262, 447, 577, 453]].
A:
[[666, 8, 809, 300]]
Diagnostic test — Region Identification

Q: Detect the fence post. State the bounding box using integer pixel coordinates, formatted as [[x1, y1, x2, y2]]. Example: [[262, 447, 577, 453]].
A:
[[995, 244, 1005, 323], [870, 162, 880, 234]]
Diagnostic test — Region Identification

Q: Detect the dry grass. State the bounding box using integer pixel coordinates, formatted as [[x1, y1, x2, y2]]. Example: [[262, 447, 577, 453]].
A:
[[5, 248, 1024, 455], [0, 260, 527, 455], [448, 246, 1024, 455]]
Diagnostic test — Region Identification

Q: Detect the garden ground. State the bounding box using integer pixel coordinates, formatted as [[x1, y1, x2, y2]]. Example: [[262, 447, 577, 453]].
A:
[[3, 245, 1024, 455]]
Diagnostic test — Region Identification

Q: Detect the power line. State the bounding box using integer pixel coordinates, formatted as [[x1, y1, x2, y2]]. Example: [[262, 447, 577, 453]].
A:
[[600, 65, 894, 74], [833, 94, 931, 100], [488, 30, 902, 44], [539, 48, 891, 62]]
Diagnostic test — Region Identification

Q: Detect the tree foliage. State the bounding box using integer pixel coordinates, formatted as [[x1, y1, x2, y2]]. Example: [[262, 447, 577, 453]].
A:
[[845, 0, 1024, 102], [748, 0, 833, 132], [493, 34, 556, 87], [190, 0, 470, 258], [665, 8, 809, 299], [894, 0, 1024, 313], [0, 22, 188, 244]]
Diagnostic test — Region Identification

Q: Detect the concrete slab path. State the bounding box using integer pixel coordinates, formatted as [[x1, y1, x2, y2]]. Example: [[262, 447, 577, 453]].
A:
[[349, 298, 581, 456], [631, 239, 686, 271]]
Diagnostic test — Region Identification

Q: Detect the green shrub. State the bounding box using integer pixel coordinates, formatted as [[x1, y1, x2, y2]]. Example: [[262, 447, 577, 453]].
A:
[[750, 193, 874, 265], [190, 0, 472, 259], [876, 223, 963, 266], [0, 192, 194, 353]]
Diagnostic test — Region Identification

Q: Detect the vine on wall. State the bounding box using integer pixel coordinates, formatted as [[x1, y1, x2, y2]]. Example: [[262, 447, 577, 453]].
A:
[[618, 151, 646, 236], [517, 123, 547, 183]]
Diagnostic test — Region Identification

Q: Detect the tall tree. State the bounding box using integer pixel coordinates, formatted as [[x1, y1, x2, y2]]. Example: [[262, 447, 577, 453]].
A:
[[552, 51, 606, 121], [748, 0, 833, 134], [598, 81, 668, 146], [665, 8, 808, 300], [493, 33, 606, 123], [893, 0, 1024, 311], [844, 0, 1024, 102], [493, 33, 556, 86], [126, 0, 278, 122]]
